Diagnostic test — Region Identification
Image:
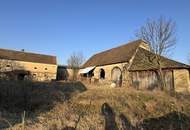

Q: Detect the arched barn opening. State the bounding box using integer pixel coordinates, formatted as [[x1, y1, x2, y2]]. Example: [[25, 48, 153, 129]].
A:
[[111, 67, 122, 87], [100, 69, 105, 79]]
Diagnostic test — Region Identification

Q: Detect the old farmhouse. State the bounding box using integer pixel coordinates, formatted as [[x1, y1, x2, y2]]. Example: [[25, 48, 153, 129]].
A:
[[0, 48, 57, 81], [80, 39, 190, 92]]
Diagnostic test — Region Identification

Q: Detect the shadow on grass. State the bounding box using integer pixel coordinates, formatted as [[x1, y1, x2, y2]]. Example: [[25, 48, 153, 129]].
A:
[[0, 80, 87, 129], [101, 103, 119, 130], [138, 111, 190, 130], [101, 103, 190, 130]]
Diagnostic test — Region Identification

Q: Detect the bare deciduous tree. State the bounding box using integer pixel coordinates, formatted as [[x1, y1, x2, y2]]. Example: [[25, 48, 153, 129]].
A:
[[136, 16, 177, 90], [136, 16, 176, 56], [67, 52, 85, 81]]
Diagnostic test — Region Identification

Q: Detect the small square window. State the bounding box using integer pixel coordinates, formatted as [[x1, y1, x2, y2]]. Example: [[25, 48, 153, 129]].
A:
[[45, 68, 48, 70], [34, 67, 37, 69]]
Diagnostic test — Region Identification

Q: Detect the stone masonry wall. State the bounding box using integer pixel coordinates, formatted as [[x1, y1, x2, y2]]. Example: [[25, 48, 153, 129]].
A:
[[0, 59, 57, 81], [174, 69, 190, 93], [93, 62, 128, 82]]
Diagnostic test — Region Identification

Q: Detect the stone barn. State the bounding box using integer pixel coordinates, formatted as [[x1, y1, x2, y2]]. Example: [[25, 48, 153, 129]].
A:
[[0, 48, 57, 81], [80, 39, 190, 92]]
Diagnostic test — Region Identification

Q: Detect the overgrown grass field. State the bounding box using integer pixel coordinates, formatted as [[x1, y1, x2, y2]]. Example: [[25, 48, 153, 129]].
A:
[[0, 81, 190, 130]]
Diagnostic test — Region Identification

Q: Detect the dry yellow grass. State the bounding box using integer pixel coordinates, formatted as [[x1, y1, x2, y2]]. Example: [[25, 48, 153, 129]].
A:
[[1, 81, 190, 130]]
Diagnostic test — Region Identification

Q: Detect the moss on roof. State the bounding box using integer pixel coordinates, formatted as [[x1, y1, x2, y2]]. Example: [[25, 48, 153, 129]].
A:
[[129, 48, 190, 71]]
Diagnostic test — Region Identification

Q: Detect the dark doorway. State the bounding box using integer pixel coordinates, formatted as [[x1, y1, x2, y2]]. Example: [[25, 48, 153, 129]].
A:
[[56, 66, 69, 80], [17, 74, 25, 80], [100, 69, 105, 79]]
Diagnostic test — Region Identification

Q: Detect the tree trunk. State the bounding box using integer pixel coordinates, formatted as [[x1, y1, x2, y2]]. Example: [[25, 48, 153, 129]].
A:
[[158, 67, 166, 91], [156, 56, 167, 91]]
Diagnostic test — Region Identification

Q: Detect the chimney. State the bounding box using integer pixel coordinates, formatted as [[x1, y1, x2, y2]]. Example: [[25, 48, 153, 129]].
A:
[[139, 40, 150, 51]]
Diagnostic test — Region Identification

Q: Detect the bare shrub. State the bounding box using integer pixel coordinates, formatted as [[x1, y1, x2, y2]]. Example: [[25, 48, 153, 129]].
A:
[[67, 52, 85, 81]]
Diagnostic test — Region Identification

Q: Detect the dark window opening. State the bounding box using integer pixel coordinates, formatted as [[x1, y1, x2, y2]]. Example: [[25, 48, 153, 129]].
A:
[[45, 68, 48, 70], [6, 65, 10, 67], [34, 67, 37, 69], [100, 69, 105, 79], [17, 74, 25, 80]]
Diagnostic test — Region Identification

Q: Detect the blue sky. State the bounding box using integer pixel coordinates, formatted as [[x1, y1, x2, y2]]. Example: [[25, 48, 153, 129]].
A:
[[0, 0, 190, 64]]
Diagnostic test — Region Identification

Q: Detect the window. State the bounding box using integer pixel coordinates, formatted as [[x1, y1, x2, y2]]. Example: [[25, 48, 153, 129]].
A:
[[34, 67, 37, 69], [45, 68, 48, 70], [6, 65, 10, 67]]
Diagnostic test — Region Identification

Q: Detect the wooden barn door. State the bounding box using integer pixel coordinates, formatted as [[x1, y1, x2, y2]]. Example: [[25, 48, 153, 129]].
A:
[[164, 70, 174, 91]]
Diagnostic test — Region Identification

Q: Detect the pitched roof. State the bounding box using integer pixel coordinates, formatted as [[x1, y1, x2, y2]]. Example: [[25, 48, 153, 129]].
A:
[[0, 48, 57, 65], [83, 39, 189, 70], [129, 48, 190, 71], [83, 39, 144, 67]]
